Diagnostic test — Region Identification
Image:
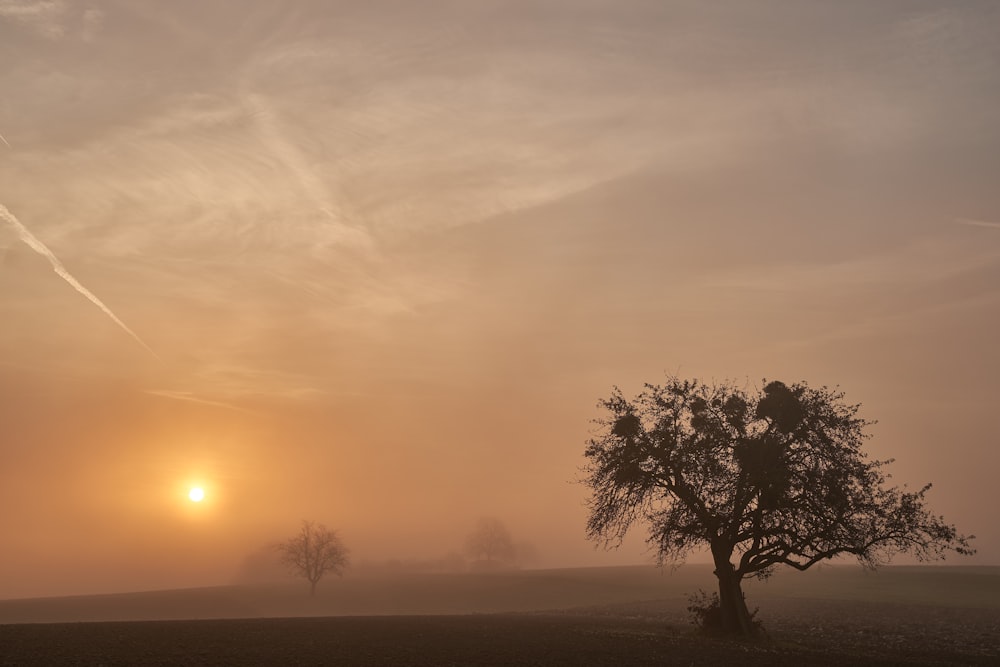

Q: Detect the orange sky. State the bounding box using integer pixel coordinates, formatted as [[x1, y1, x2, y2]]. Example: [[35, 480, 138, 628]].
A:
[[2, 0, 998, 598]]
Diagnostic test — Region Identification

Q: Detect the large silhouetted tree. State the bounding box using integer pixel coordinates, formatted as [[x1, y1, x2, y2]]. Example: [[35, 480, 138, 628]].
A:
[[583, 377, 974, 637], [277, 521, 349, 596]]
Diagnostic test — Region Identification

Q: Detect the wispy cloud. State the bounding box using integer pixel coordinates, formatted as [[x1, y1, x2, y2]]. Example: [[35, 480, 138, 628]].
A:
[[0, 203, 159, 358], [702, 233, 1000, 294], [954, 217, 1000, 230], [0, 0, 67, 39], [0, 0, 103, 41], [241, 91, 372, 250]]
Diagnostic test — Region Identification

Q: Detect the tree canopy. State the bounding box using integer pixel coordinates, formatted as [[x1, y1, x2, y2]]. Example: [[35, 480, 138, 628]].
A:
[[465, 517, 516, 566], [276, 521, 349, 596], [583, 377, 974, 636]]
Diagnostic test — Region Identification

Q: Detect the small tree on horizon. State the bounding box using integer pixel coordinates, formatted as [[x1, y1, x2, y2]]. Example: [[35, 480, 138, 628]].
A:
[[465, 517, 516, 567], [276, 521, 349, 596], [583, 377, 974, 638]]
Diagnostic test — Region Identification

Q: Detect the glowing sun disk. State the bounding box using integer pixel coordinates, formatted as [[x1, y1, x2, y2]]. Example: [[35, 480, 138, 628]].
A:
[[188, 487, 205, 502]]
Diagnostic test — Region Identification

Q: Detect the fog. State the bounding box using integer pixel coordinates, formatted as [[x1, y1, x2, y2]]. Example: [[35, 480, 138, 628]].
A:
[[2, 0, 999, 599]]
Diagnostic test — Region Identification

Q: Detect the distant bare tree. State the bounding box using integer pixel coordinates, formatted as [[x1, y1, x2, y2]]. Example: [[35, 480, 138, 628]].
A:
[[276, 521, 349, 596], [465, 517, 516, 566]]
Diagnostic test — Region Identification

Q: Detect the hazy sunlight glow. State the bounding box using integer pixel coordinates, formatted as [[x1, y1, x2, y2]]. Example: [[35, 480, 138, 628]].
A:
[[188, 487, 205, 502]]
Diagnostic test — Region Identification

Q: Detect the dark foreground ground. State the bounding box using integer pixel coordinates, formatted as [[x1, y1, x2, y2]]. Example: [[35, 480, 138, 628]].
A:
[[2, 566, 998, 665], [2, 604, 997, 667]]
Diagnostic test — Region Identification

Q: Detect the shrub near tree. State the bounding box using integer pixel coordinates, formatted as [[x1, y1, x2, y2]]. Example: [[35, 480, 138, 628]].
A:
[[583, 377, 974, 638]]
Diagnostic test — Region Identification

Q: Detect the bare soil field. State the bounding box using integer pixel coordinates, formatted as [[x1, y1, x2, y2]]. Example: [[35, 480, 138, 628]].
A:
[[1, 566, 997, 665]]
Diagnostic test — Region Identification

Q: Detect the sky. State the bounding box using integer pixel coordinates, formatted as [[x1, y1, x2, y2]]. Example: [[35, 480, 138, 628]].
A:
[[1, 0, 998, 599]]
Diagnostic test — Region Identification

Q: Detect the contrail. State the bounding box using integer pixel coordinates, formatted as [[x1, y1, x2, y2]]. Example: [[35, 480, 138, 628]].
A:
[[0, 132, 9, 148], [0, 203, 159, 358], [144, 389, 254, 414], [954, 217, 1000, 230]]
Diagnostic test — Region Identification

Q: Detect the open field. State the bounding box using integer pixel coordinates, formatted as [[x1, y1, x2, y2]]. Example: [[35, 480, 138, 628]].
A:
[[1, 566, 998, 665]]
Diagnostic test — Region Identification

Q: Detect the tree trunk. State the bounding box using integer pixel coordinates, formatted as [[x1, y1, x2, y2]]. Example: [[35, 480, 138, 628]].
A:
[[310, 580, 317, 597], [713, 550, 756, 638]]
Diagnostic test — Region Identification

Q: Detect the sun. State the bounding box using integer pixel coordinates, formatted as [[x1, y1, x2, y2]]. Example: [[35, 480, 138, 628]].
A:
[[188, 487, 205, 502]]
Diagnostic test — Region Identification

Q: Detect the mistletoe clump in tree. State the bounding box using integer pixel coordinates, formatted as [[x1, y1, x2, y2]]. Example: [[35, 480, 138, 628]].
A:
[[583, 377, 974, 637]]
